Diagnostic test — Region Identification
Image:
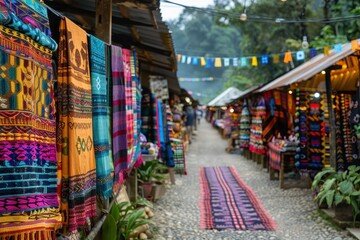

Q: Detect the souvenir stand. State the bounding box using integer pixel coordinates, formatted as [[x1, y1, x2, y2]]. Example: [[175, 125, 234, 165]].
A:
[[255, 41, 360, 189], [0, 0, 181, 238]]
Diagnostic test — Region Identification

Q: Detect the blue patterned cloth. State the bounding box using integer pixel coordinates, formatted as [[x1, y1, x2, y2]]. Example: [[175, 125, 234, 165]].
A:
[[89, 35, 114, 199]]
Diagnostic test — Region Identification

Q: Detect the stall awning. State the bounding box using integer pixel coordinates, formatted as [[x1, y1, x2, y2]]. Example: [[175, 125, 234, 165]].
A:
[[207, 87, 243, 107], [257, 40, 359, 92], [45, 0, 180, 91]]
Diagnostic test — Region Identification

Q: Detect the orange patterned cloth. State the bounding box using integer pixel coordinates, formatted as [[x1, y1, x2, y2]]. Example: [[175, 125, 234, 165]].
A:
[[56, 18, 96, 233]]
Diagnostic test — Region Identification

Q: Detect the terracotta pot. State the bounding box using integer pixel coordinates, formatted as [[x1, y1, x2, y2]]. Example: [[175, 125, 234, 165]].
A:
[[140, 182, 153, 198], [335, 203, 353, 221]]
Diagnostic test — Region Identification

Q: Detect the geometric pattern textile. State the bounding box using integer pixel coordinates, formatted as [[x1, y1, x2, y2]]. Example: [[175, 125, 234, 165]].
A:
[[199, 166, 276, 230], [56, 18, 96, 233], [0, 23, 61, 239]]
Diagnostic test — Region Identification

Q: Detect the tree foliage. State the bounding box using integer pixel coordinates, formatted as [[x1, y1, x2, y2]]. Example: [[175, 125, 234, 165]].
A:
[[167, 0, 360, 104]]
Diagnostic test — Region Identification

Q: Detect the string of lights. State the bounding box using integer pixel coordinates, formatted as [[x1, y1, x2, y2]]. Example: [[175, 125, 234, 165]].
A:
[[161, 0, 360, 24]]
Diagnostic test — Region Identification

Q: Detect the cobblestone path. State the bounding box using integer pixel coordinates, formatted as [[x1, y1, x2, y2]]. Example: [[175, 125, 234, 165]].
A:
[[153, 121, 354, 240]]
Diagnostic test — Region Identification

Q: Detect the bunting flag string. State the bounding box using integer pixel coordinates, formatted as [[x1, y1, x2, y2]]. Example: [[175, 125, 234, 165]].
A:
[[176, 39, 360, 69], [179, 77, 215, 82]]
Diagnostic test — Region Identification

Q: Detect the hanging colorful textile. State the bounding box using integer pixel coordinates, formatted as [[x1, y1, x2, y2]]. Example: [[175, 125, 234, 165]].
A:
[[0, 0, 57, 50], [294, 90, 309, 169], [239, 100, 250, 148], [130, 50, 143, 168], [262, 92, 277, 144], [89, 35, 114, 199], [249, 97, 266, 155], [123, 49, 136, 168], [350, 88, 360, 166], [56, 18, 96, 233], [0, 23, 61, 239], [111, 45, 127, 191]]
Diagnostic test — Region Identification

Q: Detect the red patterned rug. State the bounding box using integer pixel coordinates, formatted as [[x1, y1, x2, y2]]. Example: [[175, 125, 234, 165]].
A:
[[199, 166, 276, 230]]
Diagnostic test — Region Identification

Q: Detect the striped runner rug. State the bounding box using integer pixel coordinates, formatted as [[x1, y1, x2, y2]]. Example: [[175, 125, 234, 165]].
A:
[[199, 166, 276, 230]]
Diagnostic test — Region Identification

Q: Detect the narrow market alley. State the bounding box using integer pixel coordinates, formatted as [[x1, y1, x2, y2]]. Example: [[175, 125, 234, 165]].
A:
[[153, 121, 354, 240]]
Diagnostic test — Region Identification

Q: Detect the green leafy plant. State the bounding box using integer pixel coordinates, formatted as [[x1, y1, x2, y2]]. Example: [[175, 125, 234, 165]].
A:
[[102, 201, 152, 240], [137, 160, 167, 183], [312, 165, 360, 222]]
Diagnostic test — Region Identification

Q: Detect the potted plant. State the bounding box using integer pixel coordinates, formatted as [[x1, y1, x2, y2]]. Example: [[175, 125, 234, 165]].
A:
[[312, 165, 360, 222], [102, 200, 153, 240], [137, 160, 167, 199]]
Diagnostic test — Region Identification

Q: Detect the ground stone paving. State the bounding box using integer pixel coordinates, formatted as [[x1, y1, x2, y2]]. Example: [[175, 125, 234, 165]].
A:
[[153, 122, 354, 240]]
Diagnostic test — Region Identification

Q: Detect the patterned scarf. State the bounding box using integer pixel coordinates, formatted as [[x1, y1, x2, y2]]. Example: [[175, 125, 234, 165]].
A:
[[89, 35, 114, 199], [56, 18, 96, 233], [0, 23, 61, 240], [111, 45, 127, 191]]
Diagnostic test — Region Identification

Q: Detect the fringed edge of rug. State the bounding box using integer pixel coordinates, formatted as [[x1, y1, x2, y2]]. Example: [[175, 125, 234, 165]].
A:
[[198, 167, 213, 230], [229, 166, 277, 230]]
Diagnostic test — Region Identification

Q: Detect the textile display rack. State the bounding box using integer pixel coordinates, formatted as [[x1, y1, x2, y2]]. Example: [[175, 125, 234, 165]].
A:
[[171, 138, 187, 175]]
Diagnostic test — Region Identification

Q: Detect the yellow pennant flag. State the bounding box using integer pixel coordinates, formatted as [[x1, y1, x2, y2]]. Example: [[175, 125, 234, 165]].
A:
[[215, 58, 222, 67], [283, 51, 293, 63], [273, 54, 280, 64], [200, 57, 206, 66], [177, 54, 181, 62], [251, 56, 258, 67], [323, 46, 331, 55], [351, 40, 360, 51]]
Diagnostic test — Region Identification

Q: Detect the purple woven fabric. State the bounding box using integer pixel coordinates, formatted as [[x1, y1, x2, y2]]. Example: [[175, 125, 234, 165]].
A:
[[200, 166, 276, 230], [111, 45, 127, 190]]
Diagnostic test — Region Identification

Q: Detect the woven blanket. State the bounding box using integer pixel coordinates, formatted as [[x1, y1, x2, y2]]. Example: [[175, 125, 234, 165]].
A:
[[56, 18, 96, 233], [0, 24, 61, 238], [111, 45, 127, 191], [0, 0, 57, 50], [89, 35, 114, 199], [199, 166, 276, 230]]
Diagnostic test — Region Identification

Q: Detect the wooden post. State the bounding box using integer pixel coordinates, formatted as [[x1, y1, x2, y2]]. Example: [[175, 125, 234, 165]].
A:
[[325, 68, 337, 170], [95, 0, 112, 44]]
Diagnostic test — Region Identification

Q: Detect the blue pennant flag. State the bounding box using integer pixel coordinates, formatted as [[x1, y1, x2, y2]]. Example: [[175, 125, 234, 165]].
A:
[[192, 57, 199, 65], [205, 58, 214, 68], [261, 55, 269, 65], [309, 48, 317, 58], [334, 44, 342, 53], [296, 51, 305, 61], [181, 55, 186, 63]]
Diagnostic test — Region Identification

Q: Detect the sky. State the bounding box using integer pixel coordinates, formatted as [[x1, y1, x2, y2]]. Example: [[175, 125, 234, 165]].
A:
[[160, 0, 214, 21]]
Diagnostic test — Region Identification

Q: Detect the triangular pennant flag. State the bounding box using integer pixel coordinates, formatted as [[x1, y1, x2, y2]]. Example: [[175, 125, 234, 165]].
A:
[[181, 55, 186, 63], [261, 55, 269, 65], [251, 56, 258, 67], [272, 54, 280, 64], [284, 51, 293, 63], [233, 58, 238, 66], [309, 48, 317, 58], [192, 57, 199, 65], [177, 54, 181, 62], [214, 58, 222, 67], [333, 44, 342, 53], [200, 57, 206, 66], [324, 46, 330, 55], [241, 57, 248, 67], [296, 51, 305, 61], [187, 56, 192, 64], [224, 58, 230, 67], [351, 39, 360, 51]]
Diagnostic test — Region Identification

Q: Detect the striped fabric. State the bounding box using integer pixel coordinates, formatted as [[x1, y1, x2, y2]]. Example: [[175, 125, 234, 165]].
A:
[[89, 35, 114, 199], [56, 18, 97, 233], [0, 23, 61, 238], [111, 45, 127, 191]]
